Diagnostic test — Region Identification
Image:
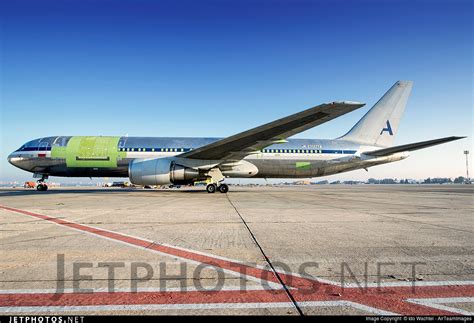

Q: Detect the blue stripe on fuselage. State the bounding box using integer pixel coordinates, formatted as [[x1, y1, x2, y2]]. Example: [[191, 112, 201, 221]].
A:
[[16, 138, 361, 155], [117, 147, 357, 154], [17, 147, 52, 152]]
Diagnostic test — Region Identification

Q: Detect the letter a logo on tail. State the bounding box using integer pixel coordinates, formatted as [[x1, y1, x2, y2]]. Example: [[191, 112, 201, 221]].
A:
[[380, 120, 394, 135]]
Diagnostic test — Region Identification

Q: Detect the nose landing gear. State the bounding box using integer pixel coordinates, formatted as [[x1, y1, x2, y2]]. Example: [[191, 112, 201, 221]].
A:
[[37, 183, 48, 191], [35, 174, 49, 191]]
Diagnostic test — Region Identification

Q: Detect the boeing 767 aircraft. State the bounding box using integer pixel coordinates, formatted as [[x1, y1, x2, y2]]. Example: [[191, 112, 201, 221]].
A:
[[8, 81, 465, 193]]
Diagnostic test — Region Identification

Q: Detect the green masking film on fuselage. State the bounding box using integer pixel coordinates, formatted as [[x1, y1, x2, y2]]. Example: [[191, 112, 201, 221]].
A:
[[295, 161, 311, 169], [51, 136, 125, 168]]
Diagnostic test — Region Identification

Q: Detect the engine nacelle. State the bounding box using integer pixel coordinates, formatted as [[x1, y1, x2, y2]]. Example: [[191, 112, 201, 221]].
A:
[[129, 157, 201, 186]]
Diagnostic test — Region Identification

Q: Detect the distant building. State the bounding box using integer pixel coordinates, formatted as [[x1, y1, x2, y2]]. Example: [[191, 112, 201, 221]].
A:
[[343, 180, 363, 185], [312, 180, 329, 185]]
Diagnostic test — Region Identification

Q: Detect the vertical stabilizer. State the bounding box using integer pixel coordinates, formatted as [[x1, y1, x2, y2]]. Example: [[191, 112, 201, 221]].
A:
[[339, 81, 413, 147]]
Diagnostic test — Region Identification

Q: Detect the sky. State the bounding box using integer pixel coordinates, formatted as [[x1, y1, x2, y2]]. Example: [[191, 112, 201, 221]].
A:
[[1, 0, 472, 182]]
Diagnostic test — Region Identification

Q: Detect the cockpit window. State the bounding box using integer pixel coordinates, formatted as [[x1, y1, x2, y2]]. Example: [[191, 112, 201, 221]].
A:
[[16, 136, 71, 151], [16, 139, 42, 151]]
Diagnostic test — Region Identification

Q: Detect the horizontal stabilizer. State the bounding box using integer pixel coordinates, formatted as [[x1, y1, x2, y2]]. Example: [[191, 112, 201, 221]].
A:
[[363, 136, 465, 157]]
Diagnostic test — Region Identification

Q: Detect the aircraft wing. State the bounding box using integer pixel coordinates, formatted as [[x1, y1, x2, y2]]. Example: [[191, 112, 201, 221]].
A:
[[178, 101, 365, 160], [362, 136, 465, 157]]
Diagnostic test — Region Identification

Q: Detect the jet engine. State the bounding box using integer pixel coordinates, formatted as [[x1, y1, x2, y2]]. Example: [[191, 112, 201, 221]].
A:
[[129, 157, 201, 185]]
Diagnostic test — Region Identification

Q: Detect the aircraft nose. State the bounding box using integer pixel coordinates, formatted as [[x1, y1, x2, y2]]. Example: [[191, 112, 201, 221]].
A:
[[7, 153, 13, 164], [8, 151, 31, 172], [7, 152, 19, 166]]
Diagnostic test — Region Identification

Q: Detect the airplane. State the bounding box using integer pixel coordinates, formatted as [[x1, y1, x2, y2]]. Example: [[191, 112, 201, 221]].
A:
[[7, 81, 465, 193]]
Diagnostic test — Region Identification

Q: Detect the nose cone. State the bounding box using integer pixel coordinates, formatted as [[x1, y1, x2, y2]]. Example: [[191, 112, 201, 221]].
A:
[[7, 153, 13, 165], [7, 152, 20, 167], [8, 152, 32, 172]]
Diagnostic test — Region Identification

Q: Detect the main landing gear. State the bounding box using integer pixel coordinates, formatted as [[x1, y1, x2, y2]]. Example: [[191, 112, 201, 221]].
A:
[[206, 183, 229, 194], [205, 168, 229, 194]]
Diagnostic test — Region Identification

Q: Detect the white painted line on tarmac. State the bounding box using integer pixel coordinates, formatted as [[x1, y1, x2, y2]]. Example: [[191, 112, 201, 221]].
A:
[[0, 300, 397, 314], [407, 297, 474, 316]]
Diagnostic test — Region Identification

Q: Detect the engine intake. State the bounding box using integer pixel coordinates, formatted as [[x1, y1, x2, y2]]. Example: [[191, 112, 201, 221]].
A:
[[129, 157, 200, 185]]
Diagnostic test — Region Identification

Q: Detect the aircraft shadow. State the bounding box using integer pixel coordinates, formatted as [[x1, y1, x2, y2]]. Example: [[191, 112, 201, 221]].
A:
[[0, 188, 226, 196]]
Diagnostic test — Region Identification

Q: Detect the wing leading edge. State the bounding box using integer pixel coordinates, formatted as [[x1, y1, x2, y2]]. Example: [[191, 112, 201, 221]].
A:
[[178, 101, 365, 160]]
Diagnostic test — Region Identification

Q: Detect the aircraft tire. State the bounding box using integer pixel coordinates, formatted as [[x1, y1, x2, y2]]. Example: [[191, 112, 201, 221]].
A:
[[206, 183, 217, 193], [37, 184, 48, 191], [218, 184, 229, 193]]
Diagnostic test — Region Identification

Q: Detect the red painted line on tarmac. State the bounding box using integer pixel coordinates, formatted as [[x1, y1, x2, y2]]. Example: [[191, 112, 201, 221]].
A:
[[0, 205, 291, 287], [294, 284, 474, 316], [1, 285, 471, 315], [1, 204, 473, 315], [0, 290, 289, 307]]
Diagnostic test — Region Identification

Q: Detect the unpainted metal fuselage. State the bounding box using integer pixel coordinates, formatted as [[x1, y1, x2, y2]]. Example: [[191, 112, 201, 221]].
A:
[[7, 135, 406, 179]]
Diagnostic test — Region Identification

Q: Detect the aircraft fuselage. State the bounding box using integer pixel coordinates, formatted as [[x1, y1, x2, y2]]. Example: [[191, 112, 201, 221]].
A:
[[7, 135, 406, 180]]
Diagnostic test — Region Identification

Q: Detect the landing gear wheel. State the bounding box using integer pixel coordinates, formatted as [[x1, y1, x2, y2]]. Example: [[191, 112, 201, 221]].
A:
[[206, 183, 217, 194], [218, 183, 229, 193], [37, 184, 48, 191]]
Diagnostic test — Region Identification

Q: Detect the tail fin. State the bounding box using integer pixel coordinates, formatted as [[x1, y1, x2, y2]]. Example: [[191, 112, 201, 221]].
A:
[[339, 80, 413, 147]]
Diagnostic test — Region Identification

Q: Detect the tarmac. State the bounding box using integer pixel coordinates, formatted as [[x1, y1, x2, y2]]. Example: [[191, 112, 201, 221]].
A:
[[0, 184, 472, 315]]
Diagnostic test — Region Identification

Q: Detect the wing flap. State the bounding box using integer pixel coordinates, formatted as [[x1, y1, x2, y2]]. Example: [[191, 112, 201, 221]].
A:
[[179, 101, 365, 160], [363, 136, 465, 157]]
